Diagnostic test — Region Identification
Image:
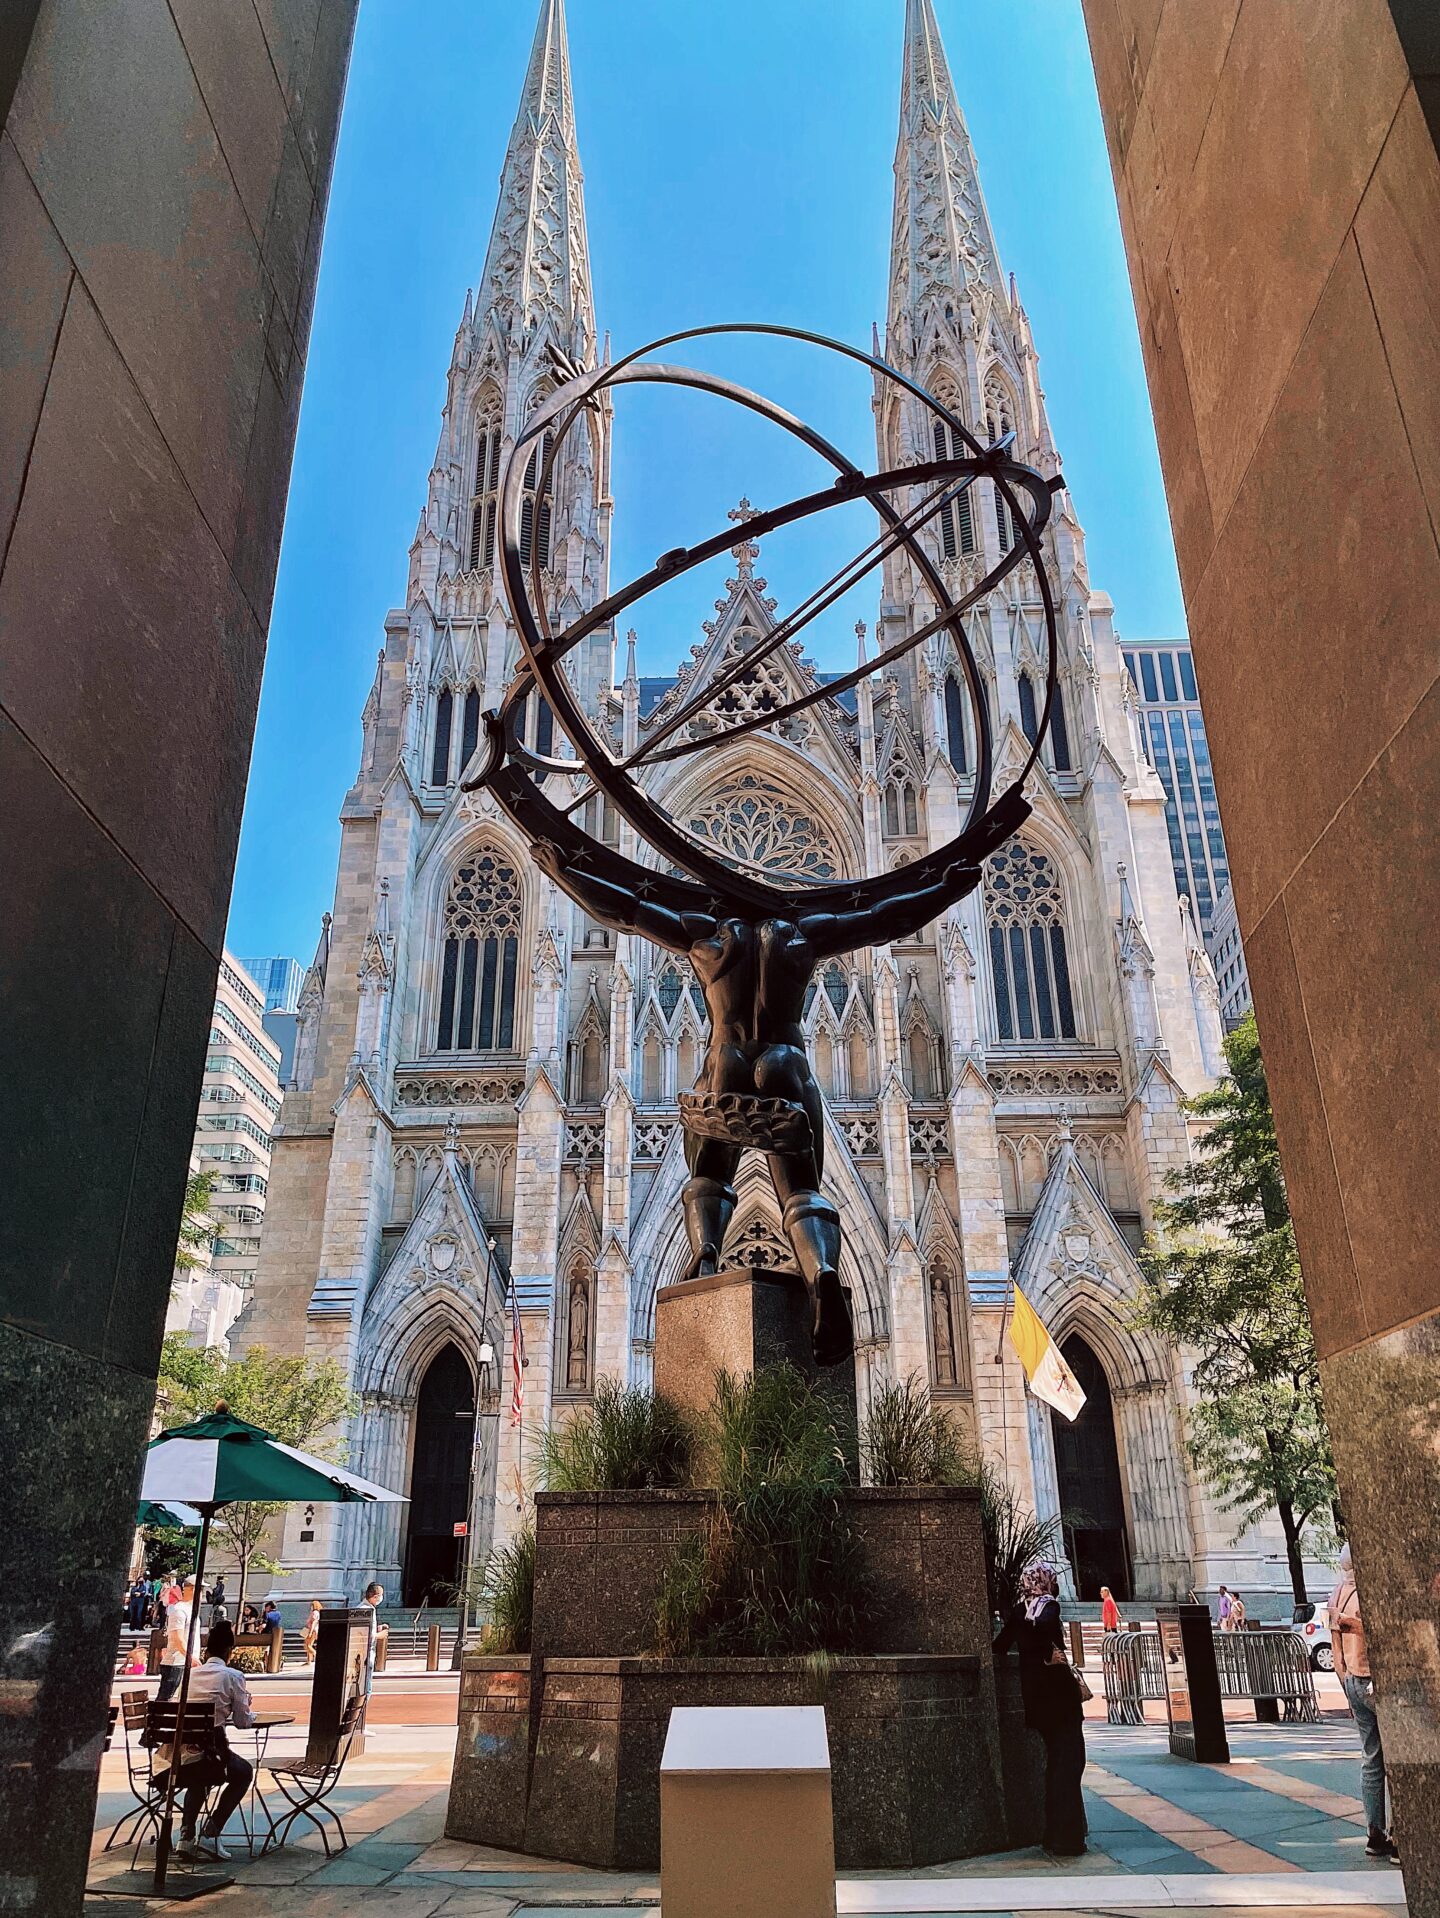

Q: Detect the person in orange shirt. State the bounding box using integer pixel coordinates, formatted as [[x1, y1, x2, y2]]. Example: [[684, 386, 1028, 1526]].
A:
[[1331, 1543, 1397, 1860], [1100, 1587, 1121, 1633]]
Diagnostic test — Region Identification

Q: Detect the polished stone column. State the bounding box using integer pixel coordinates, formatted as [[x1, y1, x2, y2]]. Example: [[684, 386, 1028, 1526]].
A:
[[0, 4, 356, 1906], [1079, 0, 1439, 1895]]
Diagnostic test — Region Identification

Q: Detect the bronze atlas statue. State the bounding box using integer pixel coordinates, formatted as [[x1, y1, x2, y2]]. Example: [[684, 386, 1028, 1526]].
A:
[[466, 325, 1062, 1369]]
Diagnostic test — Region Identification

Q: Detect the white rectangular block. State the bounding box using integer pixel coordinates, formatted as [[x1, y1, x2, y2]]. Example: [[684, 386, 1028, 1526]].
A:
[[661, 1706, 836, 1918]]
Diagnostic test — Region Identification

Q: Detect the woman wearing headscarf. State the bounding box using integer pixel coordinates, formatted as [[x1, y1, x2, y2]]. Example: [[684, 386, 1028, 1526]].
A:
[[993, 1561, 1088, 1855]]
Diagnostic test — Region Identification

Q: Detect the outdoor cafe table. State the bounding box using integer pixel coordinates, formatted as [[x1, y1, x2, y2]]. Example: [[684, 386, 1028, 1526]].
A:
[[240, 1710, 296, 1852]]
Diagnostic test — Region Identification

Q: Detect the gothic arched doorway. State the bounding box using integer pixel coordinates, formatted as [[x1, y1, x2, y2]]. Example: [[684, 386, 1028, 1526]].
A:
[[1050, 1334, 1132, 1600], [403, 1342, 475, 1606]]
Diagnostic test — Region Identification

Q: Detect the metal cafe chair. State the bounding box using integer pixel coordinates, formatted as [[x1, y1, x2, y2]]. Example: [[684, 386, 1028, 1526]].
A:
[[103, 1691, 168, 1853], [261, 1695, 364, 1857], [139, 1698, 222, 1871]]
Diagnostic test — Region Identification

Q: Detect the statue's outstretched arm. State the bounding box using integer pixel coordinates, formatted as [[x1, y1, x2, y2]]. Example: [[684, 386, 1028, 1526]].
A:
[[802, 862, 982, 957], [531, 840, 705, 953]]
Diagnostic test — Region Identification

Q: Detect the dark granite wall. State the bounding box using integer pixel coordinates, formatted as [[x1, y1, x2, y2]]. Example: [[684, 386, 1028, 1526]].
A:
[[1078, 0, 1439, 1896], [0, 3, 356, 1906]]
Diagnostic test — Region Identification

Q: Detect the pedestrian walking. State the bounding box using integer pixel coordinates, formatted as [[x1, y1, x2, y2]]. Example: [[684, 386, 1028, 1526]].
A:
[[156, 1573, 197, 1704], [358, 1581, 384, 1696], [1331, 1544, 1397, 1860], [1223, 1592, 1247, 1632], [994, 1561, 1088, 1856], [1217, 1584, 1232, 1627], [302, 1598, 322, 1665], [127, 1575, 150, 1631], [207, 1575, 227, 1624], [1100, 1586, 1120, 1633]]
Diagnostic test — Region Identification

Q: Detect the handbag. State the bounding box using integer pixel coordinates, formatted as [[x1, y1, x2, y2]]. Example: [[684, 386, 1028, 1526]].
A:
[[1072, 1664, 1094, 1703]]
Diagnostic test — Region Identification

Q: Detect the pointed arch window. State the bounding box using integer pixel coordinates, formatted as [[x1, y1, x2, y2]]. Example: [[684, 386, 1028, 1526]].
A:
[[931, 415, 975, 557], [519, 429, 554, 571], [677, 1029, 699, 1092], [570, 1010, 606, 1104], [640, 1029, 662, 1103], [906, 1020, 940, 1100], [436, 848, 522, 1052], [944, 675, 969, 774], [1050, 685, 1072, 772], [469, 413, 500, 572], [847, 1026, 874, 1100], [431, 689, 454, 785], [984, 837, 1077, 1042], [656, 965, 684, 1019], [883, 774, 919, 836], [1018, 671, 1038, 745], [984, 386, 1016, 553], [813, 1028, 837, 1098], [460, 686, 482, 774], [1019, 669, 1073, 773], [822, 963, 848, 1016]]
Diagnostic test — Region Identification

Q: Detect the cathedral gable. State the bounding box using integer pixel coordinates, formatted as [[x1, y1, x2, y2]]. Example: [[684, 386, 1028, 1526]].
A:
[[373, 1138, 499, 1299], [1010, 1132, 1146, 1316]]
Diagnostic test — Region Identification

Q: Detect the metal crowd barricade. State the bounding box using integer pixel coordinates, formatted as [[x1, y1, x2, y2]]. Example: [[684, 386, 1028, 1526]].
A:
[[1102, 1624, 1318, 1726], [1215, 1626, 1320, 1722], [1102, 1629, 1160, 1724]]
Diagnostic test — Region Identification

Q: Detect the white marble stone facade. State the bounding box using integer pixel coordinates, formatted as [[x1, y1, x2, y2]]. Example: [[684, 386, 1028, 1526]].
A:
[[239, 0, 1306, 1607]]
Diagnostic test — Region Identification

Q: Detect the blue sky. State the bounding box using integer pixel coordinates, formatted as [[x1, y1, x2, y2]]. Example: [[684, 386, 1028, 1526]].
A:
[[227, 0, 1185, 964]]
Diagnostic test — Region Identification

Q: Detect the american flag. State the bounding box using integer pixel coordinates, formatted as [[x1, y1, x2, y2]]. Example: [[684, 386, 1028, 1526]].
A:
[[509, 1284, 525, 1426]]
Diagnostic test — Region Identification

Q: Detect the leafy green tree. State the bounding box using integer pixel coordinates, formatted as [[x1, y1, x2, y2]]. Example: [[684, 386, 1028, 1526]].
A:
[[174, 1168, 215, 1272], [155, 1341, 355, 1609], [1134, 1014, 1335, 1603]]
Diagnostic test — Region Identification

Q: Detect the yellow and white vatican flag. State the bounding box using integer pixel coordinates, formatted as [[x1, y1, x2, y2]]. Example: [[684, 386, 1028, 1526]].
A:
[[1008, 1286, 1087, 1422]]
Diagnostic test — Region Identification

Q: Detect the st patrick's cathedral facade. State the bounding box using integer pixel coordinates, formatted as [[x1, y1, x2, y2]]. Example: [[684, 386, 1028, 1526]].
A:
[[242, 0, 1288, 1608]]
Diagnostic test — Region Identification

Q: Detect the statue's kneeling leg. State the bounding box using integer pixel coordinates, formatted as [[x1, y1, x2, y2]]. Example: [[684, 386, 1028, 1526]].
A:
[[781, 1191, 853, 1367], [681, 1175, 737, 1282]]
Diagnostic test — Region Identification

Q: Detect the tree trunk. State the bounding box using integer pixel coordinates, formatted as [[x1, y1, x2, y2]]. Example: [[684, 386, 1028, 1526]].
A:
[[1277, 1499, 1307, 1606], [237, 1556, 250, 1616]]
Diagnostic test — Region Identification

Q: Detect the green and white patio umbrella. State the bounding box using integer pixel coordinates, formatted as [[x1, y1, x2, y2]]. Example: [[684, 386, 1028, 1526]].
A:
[[142, 1405, 404, 1511], [136, 1499, 203, 1532], [132, 1404, 405, 1897]]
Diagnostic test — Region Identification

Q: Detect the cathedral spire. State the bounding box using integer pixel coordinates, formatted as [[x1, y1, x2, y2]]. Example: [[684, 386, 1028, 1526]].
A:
[[474, 0, 595, 364], [888, 0, 1005, 354]]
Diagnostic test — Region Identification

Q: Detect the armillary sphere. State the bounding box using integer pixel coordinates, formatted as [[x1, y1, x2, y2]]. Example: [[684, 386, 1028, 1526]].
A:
[[465, 322, 1063, 916]]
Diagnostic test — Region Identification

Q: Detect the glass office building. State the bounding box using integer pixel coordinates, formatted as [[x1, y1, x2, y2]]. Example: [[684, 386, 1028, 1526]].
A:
[[237, 954, 304, 1015], [1122, 641, 1230, 935]]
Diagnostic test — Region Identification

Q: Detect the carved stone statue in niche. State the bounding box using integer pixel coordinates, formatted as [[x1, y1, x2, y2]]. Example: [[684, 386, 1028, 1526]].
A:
[[566, 1272, 590, 1391], [931, 1268, 957, 1386]]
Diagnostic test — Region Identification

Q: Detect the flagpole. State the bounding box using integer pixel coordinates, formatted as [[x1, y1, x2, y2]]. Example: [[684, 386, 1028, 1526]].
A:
[[995, 1279, 1013, 1479]]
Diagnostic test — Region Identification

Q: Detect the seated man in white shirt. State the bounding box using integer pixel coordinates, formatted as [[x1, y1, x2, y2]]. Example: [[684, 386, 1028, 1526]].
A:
[[165, 1620, 256, 1861]]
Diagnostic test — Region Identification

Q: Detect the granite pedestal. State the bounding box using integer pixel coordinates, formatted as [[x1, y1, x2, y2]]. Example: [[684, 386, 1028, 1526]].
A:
[[446, 1256, 1022, 1870], [653, 1263, 857, 1432], [452, 1650, 1006, 1870]]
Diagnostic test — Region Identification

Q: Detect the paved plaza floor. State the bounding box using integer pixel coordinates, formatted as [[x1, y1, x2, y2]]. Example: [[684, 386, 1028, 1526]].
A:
[[84, 1670, 1408, 1915]]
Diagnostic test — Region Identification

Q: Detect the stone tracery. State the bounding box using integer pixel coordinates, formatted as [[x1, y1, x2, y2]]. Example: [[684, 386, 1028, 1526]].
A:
[[683, 771, 839, 880]]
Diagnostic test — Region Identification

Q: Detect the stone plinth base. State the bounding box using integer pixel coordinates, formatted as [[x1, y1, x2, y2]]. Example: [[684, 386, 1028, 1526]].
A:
[[450, 1651, 1007, 1870], [445, 1656, 535, 1851], [531, 1489, 715, 1659], [654, 1264, 856, 1430], [529, 1485, 988, 1660]]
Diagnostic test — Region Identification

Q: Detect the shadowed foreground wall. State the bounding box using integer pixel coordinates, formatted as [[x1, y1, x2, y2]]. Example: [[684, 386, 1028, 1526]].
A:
[[1079, 0, 1438, 1899], [0, 2, 356, 1907]]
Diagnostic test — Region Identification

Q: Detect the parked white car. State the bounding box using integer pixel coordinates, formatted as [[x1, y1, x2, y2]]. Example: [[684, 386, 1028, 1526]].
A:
[[1291, 1601, 1333, 1671]]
